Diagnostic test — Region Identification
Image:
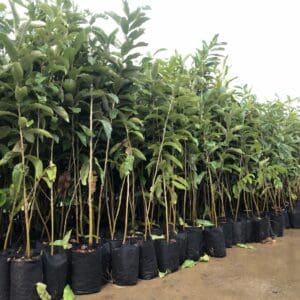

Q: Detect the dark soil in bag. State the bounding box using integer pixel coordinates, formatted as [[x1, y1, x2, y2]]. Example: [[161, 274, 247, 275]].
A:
[[42, 248, 68, 300], [10, 255, 43, 300], [151, 227, 163, 236], [128, 236, 144, 245], [112, 244, 139, 285], [185, 227, 203, 260], [289, 208, 300, 228], [139, 239, 158, 280], [204, 227, 226, 258], [253, 217, 270, 242], [283, 209, 291, 228], [270, 213, 284, 237], [154, 239, 179, 272], [171, 232, 187, 264], [71, 247, 102, 295], [109, 239, 123, 250], [220, 221, 233, 248], [0, 252, 10, 300]]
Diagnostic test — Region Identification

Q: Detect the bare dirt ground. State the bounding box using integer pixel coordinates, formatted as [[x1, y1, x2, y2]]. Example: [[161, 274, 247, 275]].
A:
[[78, 229, 300, 300]]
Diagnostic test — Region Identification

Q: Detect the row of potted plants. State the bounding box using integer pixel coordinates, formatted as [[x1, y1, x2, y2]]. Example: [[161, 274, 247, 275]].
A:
[[0, 209, 298, 299], [0, 0, 300, 299]]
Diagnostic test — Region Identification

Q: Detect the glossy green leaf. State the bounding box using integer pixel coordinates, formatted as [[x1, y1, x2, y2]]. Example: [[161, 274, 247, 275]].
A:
[[181, 259, 197, 268]]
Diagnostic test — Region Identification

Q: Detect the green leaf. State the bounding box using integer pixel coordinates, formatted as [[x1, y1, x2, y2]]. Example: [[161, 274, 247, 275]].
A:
[[195, 219, 214, 227], [0, 3, 6, 11], [172, 180, 186, 190], [159, 269, 171, 278], [27, 128, 53, 139], [0, 151, 18, 166], [181, 259, 197, 269], [236, 243, 255, 250], [12, 62, 23, 84], [164, 153, 183, 169], [80, 159, 89, 186], [100, 119, 112, 140], [52, 230, 72, 250], [0, 33, 18, 61], [26, 155, 43, 179], [199, 254, 210, 262], [63, 229, 72, 245], [132, 148, 146, 161], [0, 111, 17, 118], [63, 285, 75, 300], [76, 131, 87, 147], [194, 171, 206, 187], [36, 282, 51, 300], [79, 124, 93, 137], [109, 142, 122, 155], [23, 103, 54, 116], [119, 155, 134, 179], [131, 130, 144, 141], [45, 162, 57, 182], [69, 107, 81, 114], [150, 234, 165, 240], [163, 141, 182, 153], [0, 126, 11, 139], [179, 217, 189, 227], [94, 157, 104, 184], [18, 117, 33, 128], [15, 86, 28, 102], [227, 147, 244, 155], [53, 106, 69, 122], [12, 163, 23, 196], [23, 130, 33, 143], [107, 93, 119, 104], [0, 189, 8, 207], [121, 17, 129, 34]]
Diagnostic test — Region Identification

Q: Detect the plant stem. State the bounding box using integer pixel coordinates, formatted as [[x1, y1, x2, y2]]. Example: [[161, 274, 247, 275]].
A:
[[88, 84, 94, 247], [96, 138, 110, 243], [162, 171, 169, 242], [18, 105, 31, 258], [50, 140, 54, 255], [123, 175, 130, 244]]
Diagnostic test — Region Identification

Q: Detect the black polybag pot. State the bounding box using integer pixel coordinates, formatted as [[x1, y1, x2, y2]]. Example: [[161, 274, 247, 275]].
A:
[[245, 218, 255, 242], [204, 227, 226, 258], [65, 249, 72, 285], [10, 256, 43, 300], [253, 217, 270, 242], [42, 248, 68, 300], [171, 232, 187, 264], [289, 208, 300, 228], [220, 221, 233, 248], [100, 239, 122, 284], [232, 220, 247, 244], [270, 213, 284, 237], [283, 209, 291, 228], [101, 242, 111, 284], [112, 244, 139, 285], [0, 252, 10, 300], [139, 239, 158, 280], [154, 239, 179, 272], [185, 227, 204, 260], [71, 247, 102, 295]]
